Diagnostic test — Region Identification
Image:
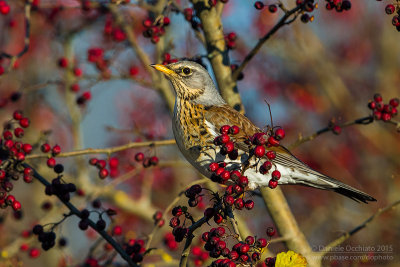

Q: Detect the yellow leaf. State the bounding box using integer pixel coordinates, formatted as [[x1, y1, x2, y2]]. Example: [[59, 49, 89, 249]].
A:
[[275, 251, 307, 267]]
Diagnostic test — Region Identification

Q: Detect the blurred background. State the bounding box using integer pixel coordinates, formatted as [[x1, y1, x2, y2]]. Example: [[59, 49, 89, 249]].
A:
[[0, 0, 399, 266]]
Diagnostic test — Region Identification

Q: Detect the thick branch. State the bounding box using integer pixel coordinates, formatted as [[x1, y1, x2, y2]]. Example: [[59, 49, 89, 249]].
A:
[[260, 187, 319, 267], [232, 5, 302, 81], [191, 0, 244, 112]]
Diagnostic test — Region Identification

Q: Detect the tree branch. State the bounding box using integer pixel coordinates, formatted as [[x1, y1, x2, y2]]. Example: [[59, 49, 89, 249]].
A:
[[288, 116, 374, 150], [191, 0, 244, 112], [25, 139, 175, 159], [23, 163, 138, 267], [318, 200, 400, 258], [232, 5, 302, 81]]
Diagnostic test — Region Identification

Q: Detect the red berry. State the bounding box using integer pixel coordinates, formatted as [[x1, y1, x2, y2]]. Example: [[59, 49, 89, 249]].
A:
[[268, 180, 278, 189], [19, 118, 30, 128], [209, 162, 219, 172], [129, 66, 139, 76], [70, 84, 80, 92], [239, 243, 250, 254], [23, 144, 32, 154], [373, 93, 382, 102], [220, 125, 231, 134], [23, 175, 33, 183], [385, 4, 395, 15], [229, 251, 239, 260], [15, 152, 25, 161], [256, 238, 267, 248], [6, 194, 15, 204], [3, 130, 12, 140], [268, 4, 277, 13], [163, 16, 170, 25], [266, 227, 276, 237], [223, 141, 235, 153], [268, 136, 279, 146], [12, 200, 21, 211], [215, 167, 225, 176], [373, 110, 382, 120], [382, 113, 391, 122], [230, 125, 240, 135], [245, 200, 254, 210], [391, 107, 398, 116], [266, 151, 276, 160], [112, 225, 122, 235], [239, 176, 248, 187], [73, 67, 83, 77], [13, 110, 23, 120], [0, 170, 6, 180], [58, 58, 68, 68], [274, 128, 285, 140], [4, 139, 13, 149], [220, 134, 230, 144], [224, 195, 235, 206], [220, 170, 230, 181], [14, 128, 24, 138], [52, 145, 61, 155], [271, 170, 281, 180], [254, 145, 265, 157], [332, 125, 342, 135], [254, 1, 264, 10], [0, 2, 10, 15], [99, 169, 109, 179], [214, 213, 224, 224], [368, 101, 376, 110], [41, 143, 51, 153], [234, 198, 244, 209], [389, 98, 399, 107], [109, 157, 119, 169], [29, 248, 40, 258], [135, 152, 144, 162], [47, 158, 56, 168]]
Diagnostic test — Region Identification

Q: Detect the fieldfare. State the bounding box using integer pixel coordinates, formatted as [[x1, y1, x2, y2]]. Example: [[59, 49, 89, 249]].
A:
[[152, 60, 376, 203]]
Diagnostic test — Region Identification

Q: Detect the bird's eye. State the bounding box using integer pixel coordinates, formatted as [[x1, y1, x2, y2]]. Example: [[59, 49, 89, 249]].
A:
[[182, 67, 192, 75]]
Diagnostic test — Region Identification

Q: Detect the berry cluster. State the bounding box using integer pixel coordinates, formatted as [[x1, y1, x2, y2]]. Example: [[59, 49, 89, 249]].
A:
[[104, 15, 126, 42], [0, 112, 36, 211], [142, 16, 171, 44], [161, 53, 178, 65], [169, 205, 190, 242], [209, 0, 230, 7], [211, 125, 285, 190], [58, 57, 90, 104], [0, 0, 10, 15], [124, 239, 146, 263], [40, 143, 63, 168], [191, 245, 209, 266], [134, 152, 159, 168], [254, 1, 278, 12], [164, 232, 179, 251], [368, 94, 398, 122], [225, 32, 237, 50], [89, 157, 120, 179], [32, 225, 57, 251], [386, 2, 400, 31], [207, 230, 272, 266], [78, 208, 106, 231], [296, 0, 317, 23], [153, 210, 165, 227], [183, 8, 202, 30], [45, 176, 77, 202], [324, 0, 352, 12]]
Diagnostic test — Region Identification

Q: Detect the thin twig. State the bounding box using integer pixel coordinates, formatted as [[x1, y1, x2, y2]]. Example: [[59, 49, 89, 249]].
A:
[[25, 139, 176, 159], [289, 116, 374, 150], [318, 200, 400, 257], [232, 5, 302, 81], [0, 1, 32, 61], [23, 163, 138, 267]]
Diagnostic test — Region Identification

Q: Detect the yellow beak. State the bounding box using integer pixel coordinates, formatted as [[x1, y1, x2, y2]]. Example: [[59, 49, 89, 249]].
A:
[[151, 64, 176, 76]]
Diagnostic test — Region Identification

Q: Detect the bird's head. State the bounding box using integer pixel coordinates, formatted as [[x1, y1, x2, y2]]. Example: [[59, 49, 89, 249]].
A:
[[151, 60, 226, 106]]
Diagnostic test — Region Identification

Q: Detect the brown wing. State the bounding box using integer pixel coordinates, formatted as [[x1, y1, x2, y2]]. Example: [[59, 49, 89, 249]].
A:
[[203, 104, 288, 155]]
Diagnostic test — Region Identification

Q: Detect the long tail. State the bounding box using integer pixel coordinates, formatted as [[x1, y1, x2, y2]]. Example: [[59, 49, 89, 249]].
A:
[[299, 174, 377, 203], [275, 147, 377, 203]]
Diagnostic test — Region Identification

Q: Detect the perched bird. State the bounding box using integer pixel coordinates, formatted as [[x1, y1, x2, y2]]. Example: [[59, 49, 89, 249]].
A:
[[152, 60, 376, 203]]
